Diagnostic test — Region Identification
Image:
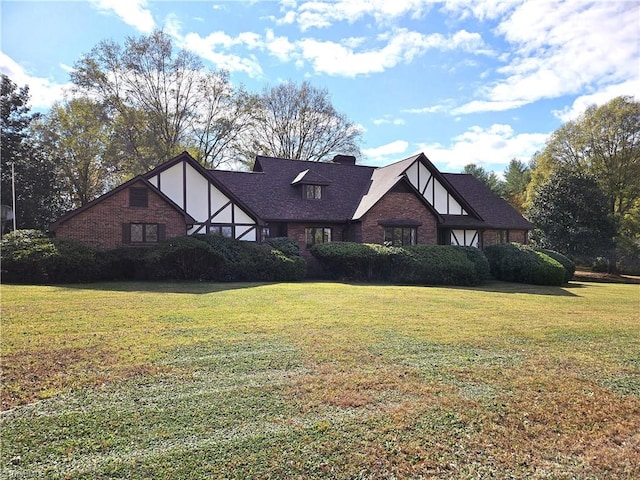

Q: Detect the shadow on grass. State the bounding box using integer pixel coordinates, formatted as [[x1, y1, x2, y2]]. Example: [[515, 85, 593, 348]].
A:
[[53, 281, 273, 295], [35, 279, 585, 297]]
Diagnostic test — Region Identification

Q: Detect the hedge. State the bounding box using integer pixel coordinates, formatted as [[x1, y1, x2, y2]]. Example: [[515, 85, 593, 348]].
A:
[[538, 249, 575, 283], [1, 230, 306, 284], [0, 230, 110, 283], [310, 242, 487, 286], [484, 243, 565, 286], [309, 242, 396, 281]]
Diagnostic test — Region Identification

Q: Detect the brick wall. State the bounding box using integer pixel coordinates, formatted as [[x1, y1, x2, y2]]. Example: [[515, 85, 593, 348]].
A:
[[286, 222, 345, 277], [359, 191, 438, 245], [54, 181, 188, 250]]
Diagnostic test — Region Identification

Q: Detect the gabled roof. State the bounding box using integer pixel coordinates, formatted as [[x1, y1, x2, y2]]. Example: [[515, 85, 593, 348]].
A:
[[210, 156, 375, 222], [50, 175, 195, 231], [443, 173, 535, 230]]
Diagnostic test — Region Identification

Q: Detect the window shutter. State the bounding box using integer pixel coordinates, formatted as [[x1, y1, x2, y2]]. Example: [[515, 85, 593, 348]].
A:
[[122, 223, 131, 244], [158, 224, 166, 241]]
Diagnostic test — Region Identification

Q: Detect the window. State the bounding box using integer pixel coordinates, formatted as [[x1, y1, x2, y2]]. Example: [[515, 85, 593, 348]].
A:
[[129, 187, 148, 207], [126, 223, 161, 243], [261, 227, 271, 239], [210, 225, 233, 238], [305, 227, 332, 246], [384, 227, 417, 246], [497, 230, 509, 244], [304, 184, 323, 200]]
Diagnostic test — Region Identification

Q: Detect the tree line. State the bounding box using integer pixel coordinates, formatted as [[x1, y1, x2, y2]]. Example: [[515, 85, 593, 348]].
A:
[[1, 30, 638, 270]]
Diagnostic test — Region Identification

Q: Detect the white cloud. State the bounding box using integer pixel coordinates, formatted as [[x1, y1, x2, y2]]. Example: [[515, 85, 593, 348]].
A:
[[90, 0, 155, 33], [456, 0, 640, 113], [552, 81, 640, 123], [362, 140, 410, 165], [0, 53, 71, 110], [298, 28, 489, 77], [372, 116, 405, 126], [281, 0, 433, 30], [416, 124, 548, 171]]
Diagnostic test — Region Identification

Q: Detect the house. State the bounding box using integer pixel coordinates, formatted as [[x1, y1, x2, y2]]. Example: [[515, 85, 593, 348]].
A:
[[50, 151, 534, 267]]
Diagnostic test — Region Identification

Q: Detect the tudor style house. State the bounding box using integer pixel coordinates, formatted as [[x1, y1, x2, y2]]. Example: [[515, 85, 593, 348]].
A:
[[50, 151, 534, 261]]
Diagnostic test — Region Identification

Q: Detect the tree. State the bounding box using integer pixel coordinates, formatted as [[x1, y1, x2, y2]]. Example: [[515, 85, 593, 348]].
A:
[[530, 96, 640, 222], [503, 159, 531, 212], [71, 30, 245, 173], [1, 75, 64, 231], [461, 164, 505, 197], [236, 81, 362, 166], [528, 169, 615, 260], [33, 98, 120, 208]]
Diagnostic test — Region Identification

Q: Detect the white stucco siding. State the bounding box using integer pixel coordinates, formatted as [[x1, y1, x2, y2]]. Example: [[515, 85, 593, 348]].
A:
[[211, 203, 233, 223], [159, 163, 184, 208], [434, 181, 449, 213], [233, 206, 254, 224], [148, 175, 159, 188], [405, 162, 419, 189], [236, 225, 256, 241], [185, 163, 209, 221], [451, 229, 479, 247], [448, 196, 466, 216]]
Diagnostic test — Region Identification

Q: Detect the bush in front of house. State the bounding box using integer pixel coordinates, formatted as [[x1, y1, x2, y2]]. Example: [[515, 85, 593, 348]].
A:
[[454, 246, 491, 281], [196, 234, 306, 282], [143, 236, 227, 281], [538, 248, 575, 283], [309, 242, 396, 281], [391, 244, 481, 286], [310, 242, 486, 285], [484, 243, 565, 286], [1, 230, 109, 283]]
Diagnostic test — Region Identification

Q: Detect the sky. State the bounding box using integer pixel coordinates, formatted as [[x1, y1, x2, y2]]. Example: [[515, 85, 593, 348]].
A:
[[1, 0, 639, 174]]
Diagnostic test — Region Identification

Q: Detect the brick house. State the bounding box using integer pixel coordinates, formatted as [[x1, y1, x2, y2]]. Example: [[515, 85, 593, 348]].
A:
[[51, 151, 534, 264]]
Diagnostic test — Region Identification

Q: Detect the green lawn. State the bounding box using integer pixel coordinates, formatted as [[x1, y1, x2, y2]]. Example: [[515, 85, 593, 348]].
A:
[[1, 280, 639, 479]]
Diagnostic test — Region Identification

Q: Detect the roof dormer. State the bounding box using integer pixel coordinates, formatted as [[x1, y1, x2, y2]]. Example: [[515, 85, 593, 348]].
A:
[[291, 169, 331, 200]]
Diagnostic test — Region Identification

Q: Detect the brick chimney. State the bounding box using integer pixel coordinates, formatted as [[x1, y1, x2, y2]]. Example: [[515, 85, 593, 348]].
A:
[[332, 154, 357, 165]]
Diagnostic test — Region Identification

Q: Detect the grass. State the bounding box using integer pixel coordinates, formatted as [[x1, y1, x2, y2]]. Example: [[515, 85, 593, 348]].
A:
[[1, 280, 639, 479]]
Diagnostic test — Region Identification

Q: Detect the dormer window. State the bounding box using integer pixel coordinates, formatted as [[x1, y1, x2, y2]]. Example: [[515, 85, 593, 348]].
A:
[[304, 184, 323, 200]]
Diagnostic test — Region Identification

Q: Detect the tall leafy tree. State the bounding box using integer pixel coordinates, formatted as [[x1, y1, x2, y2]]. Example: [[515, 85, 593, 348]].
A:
[[236, 81, 362, 166], [461, 164, 505, 197], [1, 75, 63, 231], [529, 96, 640, 221], [71, 30, 245, 173], [33, 97, 120, 207], [528, 169, 615, 259], [502, 158, 531, 212]]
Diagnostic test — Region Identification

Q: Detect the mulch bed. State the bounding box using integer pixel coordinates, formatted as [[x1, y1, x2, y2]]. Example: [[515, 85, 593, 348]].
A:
[[573, 269, 640, 284]]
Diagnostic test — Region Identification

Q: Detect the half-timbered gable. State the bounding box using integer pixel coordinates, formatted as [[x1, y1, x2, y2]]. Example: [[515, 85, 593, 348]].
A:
[[144, 152, 259, 241]]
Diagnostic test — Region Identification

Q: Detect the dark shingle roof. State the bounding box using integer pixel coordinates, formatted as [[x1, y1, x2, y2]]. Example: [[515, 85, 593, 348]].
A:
[[443, 173, 534, 230], [209, 156, 375, 222], [209, 155, 534, 231]]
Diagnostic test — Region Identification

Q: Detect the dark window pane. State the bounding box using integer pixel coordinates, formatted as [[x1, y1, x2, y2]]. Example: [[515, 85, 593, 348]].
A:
[[145, 224, 158, 242], [130, 224, 144, 242]]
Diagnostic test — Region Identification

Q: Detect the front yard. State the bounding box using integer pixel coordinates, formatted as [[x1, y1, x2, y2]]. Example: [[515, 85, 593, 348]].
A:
[[1, 280, 639, 479]]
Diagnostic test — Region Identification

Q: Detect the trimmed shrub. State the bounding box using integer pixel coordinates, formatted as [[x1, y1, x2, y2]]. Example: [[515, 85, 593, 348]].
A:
[[1, 230, 109, 283], [1, 230, 59, 283], [538, 248, 575, 283], [310, 242, 395, 281], [263, 237, 300, 258], [144, 236, 227, 281], [196, 234, 306, 282], [484, 243, 565, 286], [454, 246, 491, 280], [107, 246, 155, 280], [391, 244, 480, 286], [311, 242, 484, 285]]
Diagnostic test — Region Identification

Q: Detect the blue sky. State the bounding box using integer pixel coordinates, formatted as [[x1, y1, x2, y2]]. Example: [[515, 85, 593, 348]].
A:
[[1, 0, 638, 173]]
